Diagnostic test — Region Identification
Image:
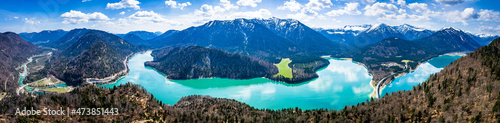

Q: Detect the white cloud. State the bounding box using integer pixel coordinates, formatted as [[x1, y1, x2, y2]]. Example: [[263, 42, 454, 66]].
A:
[[24, 18, 40, 25], [479, 26, 500, 32], [304, 0, 333, 11], [363, 2, 399, 17], [326, 2, 361, 17], [195, 4, 226, 17], [221, 0, 239, 10], [435, 0, 464, 6], [229, 9, 271, 18], [479, 9, 500, 22], [397, 0, 406, 7], [165, 0, 191, 10], [60, 10, 110, 24], [82, 0, 91, 2], [236, 0, 262, 7], [106, 0, 140, 10], [461, 8, 480, 20], [119, 11, 125, 15], [129, 11, 171, 23], [14, 16, 19, 19], [285, 0, 332, 21], [194, 0, 238, 18], [360, 0, 376, 4], [277, 0, 303, 12], [441, 8, 479, 25], [408, 3, 429, 13]]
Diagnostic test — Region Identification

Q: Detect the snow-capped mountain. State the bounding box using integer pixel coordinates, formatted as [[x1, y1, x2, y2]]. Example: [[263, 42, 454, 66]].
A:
[[466, 32, 499, 46], [350, 23, 406, 47], [315, 24, 371, 46], [393, 24, 434, 40], [250, 17, 345, 55], [415, 27, 480, 52], [150, 18, 346, 57]]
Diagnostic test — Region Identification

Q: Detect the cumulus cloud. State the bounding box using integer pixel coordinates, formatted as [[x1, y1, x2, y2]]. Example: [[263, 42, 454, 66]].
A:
[[82, 0, 91, 2], [194, 0, 238, 17], [129, 11, 171, 23], [479, 9, 500, 22], [435, 0, 464, 6], [165, 0, 191, 10], [229, 9, 271, 18], [119, 11, 125, 15], [221, 0, 239, 10], [24, 18, 41, 25], [285, 0, 332, 21], [397, 0, 406, 7], [236, 0, 262, 7], [304, 0, 333, 11], [441, 8, 479, 25], [479, 26, 500, 33], [106, 0, 140, 10], [360, 0, 376, 4], [363, 2, 399, 17], [60, 10, 110, 24], [326, 2, 361, 17], [277, 0, 303, 12], [408, 3, 429, 13]]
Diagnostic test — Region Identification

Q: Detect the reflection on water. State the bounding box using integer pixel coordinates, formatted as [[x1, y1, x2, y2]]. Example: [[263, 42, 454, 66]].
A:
[[381, 55, 463, 96], [101, 51, 373, 110]]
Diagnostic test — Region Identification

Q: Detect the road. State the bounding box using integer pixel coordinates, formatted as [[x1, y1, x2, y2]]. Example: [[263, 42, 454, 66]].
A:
[[375, 74, 394, 98]]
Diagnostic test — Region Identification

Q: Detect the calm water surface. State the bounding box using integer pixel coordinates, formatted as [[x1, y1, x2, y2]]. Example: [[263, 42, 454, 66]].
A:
[[101, 51, 373, 110], [381, 55, 463, 96]]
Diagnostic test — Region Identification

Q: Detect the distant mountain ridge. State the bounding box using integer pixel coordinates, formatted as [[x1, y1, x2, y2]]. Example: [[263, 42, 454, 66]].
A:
[[149, 18, 346, 58], [393, 24, 434, 40], [19, 29, 67, 46]]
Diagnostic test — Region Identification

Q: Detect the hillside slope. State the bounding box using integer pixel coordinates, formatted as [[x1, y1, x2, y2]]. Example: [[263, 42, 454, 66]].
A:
[[48, 30, 138, 86], [0, 32, 40, 92], [145, 46, 278, 80]]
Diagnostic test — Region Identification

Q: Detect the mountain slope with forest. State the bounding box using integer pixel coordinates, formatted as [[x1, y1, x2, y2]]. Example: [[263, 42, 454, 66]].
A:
[[47, 30, 139, 86], [145, 46, 278, 80], [0, 32, 40, 92]]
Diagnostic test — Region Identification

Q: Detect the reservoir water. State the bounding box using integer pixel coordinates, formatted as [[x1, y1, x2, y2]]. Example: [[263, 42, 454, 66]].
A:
[[380, 55, 463, 96], [101, 51, 462, 110], [101, 51, 373, 110]]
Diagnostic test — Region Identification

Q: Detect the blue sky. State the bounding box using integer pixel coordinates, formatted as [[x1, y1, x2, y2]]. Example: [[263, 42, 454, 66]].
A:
[[1, 0, 499, 35]]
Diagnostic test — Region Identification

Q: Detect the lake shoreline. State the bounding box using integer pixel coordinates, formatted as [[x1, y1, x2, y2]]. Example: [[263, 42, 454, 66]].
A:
[[372, 52, 467, 98]]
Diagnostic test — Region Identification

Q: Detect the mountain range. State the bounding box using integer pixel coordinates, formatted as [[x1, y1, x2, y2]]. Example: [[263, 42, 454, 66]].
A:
[[351, 27, 481, 84], [149, 18, 345, 58], [7, 17, 499, 85], [19, 29, 68, 46], [2, 37, 500, 122]]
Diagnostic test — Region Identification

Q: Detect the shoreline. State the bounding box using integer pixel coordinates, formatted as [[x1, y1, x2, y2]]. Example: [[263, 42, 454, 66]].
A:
[[368, 52, 467, 98], [86, 52, 135, 85]]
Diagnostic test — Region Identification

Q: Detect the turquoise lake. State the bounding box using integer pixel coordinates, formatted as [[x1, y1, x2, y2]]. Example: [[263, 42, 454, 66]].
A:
[[381, 55, 463, 96], [100, 51, 462, 110]]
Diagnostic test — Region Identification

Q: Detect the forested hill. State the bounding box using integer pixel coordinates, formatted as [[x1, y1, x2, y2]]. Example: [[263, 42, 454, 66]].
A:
[[47, 30, 139, 86], [145, 46, 278, 80], [0, 32, 40, 92]]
